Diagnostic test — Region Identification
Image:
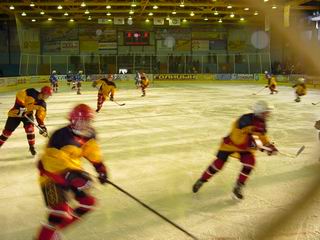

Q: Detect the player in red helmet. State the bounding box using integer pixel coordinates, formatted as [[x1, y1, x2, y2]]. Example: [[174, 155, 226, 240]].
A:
[[36, 104, 108, 240], [0, 86, 52, 155]]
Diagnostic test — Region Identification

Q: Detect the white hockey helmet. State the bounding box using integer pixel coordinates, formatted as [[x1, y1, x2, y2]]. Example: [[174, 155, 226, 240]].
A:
[[52, 70, 56, 74], [264, 71, 268, 74], [68, 70, 72, 74], [297, 77, 305, 83], [253, 100, 274, 117]]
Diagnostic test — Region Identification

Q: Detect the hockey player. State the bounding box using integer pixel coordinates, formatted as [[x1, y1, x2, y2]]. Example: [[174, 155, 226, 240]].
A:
[[35, 104, 108, 240], [192, 100, 278, 200], [73, 70, 84, 94], [292, 77, 307, 102], [0, 86, 52, 155], [139, 72, 149, 97], [266, 74, 278, 94], [92, 74, 116, 113], [66, 70, 74, 86], [49, 70, 58, 93], [135, 71, 141, 88]]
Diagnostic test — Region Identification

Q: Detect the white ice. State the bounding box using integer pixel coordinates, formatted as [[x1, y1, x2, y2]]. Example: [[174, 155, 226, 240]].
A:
[[0, 82, 319, 240]]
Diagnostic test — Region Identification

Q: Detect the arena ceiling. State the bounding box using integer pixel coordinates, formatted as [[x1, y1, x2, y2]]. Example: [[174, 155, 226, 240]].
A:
[[0, 0, 319, 25]]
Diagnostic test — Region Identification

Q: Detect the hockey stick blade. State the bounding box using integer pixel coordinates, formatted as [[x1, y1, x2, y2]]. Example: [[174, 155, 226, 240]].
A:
[[312, 102, 320, 105], [113, 101, 126, 106], [295, 145, 305, 157]]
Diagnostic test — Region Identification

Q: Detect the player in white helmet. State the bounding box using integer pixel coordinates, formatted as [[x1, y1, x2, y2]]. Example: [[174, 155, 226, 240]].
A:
[[192, 100, 278, 200], [292, 77, 307, 102]]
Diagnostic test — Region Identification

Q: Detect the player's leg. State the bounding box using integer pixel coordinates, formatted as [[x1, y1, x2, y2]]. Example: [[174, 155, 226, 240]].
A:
[[0, 117, 21, 148], [76, 82, 81, 95], [22, 115, 36, 155], [233, 152, 256, 200], [96, 93, 106, 113], [37, 180, 71, 240], [193, 151, 231, 193]]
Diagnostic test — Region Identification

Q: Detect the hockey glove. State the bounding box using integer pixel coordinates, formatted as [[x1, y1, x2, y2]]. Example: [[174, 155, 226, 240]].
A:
[[265, 143, 278, 156], [39, 125, 48, 137], [109, 96, 114, 101], [315, 120, 320, 130], [18, 107, 26, 117], [94, 162, 108, 184]]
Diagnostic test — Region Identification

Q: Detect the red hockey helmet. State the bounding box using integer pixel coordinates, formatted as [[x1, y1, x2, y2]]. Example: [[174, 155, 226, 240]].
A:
[[41, 86, 53, 96], [69, 104, 95, 137]]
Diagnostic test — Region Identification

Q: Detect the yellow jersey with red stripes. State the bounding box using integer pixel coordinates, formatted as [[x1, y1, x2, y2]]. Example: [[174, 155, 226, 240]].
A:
[[39, 126, 103, 184], [140, 76, 149, 87], [293, 83, 307, 96], [219, 113, 270, 153], [8, 88, 47, 125], [96, 78, 116, 97]]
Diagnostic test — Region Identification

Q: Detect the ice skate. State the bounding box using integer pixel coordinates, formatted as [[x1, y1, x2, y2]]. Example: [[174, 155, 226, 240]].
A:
[[192, 179, 206, 193], [29, 146, 37, 156], [232, 182, 244, 200]]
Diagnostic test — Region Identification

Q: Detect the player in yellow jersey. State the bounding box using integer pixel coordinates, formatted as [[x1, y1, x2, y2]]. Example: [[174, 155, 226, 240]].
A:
[[92, 74, 116, 112], [266, 75, 278, 94], [192, 100, 278, 200], [36, 104, 108, 240], [292, 77, 307, 102], [0, 86, 52, 155], [139, 72, 149, 97]]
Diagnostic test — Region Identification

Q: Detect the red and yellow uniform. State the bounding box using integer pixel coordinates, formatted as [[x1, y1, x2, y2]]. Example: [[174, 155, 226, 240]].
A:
[[36, 104, 108, 240], [140, 73, 149, 97], [0, 87, 52, 155], [293, 78, 307, 102], [267, 76, 278, 94], [93, 76, 116, 112], [193, 101, 277, 200]]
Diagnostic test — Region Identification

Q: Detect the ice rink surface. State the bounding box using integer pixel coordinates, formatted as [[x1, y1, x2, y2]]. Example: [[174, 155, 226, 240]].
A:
[[0, 82, 320, 240]]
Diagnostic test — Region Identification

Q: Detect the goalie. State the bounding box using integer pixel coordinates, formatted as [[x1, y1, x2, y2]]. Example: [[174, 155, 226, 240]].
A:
[[192, 100, 278, 200], [92, 74, 117, 113]]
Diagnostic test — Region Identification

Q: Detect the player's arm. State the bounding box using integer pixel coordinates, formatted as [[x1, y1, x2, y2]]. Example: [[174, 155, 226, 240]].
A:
[[34, 101, 48, 136], [82, 138, 108, 184]]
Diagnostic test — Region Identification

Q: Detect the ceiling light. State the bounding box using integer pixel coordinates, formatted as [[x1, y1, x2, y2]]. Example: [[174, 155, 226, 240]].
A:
[[31, 19, 36, 22], [182, 18, 187, 22], [106, 12, 111, 16], [80, 2, 86, 7], [227, 5, 232, 9], [70, 19, 74, 22], [88, 16, 92, 20], [57, 5, 63, 10], [180, 2, 185, 7], [172, 11, 177, 14], [64, 12, 69, 16], [30, 2, 35, 7], [153, 5, 158, 9], [264, 0, 269, 2], [48, 18, 52, 21], [106, 5, 111, 9], [40, 11, 45, 15], [166, 16, 170, 20], [214, 11, 219, 15], [131, 2, 137, 7], [107, 19, 112, 22], [85, 10, 90, 14], [244, 7, 249, 11], [204, 17, 208, 21], [148, 12, 153, 16], [240, 17, 245, 21], [21, 12, 26, 16], [272, 5, 277, 9], [254, 11, 259, 15], [230, 13, 235, 18], [190, 11, 195, 16], [9, 5, 14, 10], [128, 16, 132, 20], [218, 19, 222, 23], [129, 10, 134, 14], [145, 18, 150, 22]]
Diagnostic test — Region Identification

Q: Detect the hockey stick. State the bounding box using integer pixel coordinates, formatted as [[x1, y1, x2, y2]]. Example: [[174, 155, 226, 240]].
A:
[[112, 100, 126, 106], [259, 145, 305, 158], [252, 86, 267, 95], [107, 180, 199, 240], [24, 115, 49, 138], [312, 101, 320, 105]]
